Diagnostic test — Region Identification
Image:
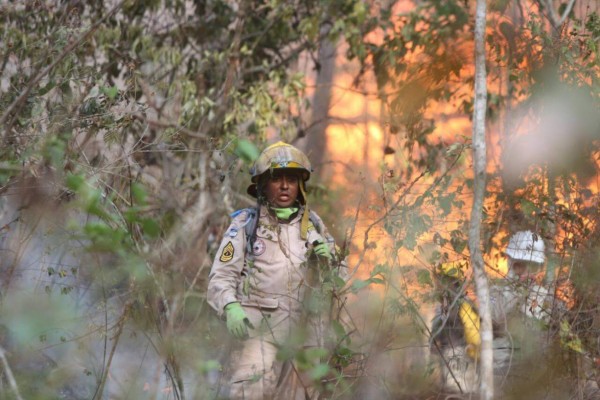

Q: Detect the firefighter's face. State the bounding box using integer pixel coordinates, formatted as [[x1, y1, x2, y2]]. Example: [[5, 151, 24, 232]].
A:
[[264, 170, 299, 208], [511, 259, 542, 277], [512, 260, 527, 277]]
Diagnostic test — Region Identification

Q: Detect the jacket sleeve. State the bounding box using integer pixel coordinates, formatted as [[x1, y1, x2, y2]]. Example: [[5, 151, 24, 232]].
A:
[[207, 211, 249, 316]]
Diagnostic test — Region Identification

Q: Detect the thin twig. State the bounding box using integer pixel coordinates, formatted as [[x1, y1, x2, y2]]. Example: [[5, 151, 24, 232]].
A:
[[0, 346, 24, 400], [93, 302, 131, 400], [131, 113, 208, 140], [556, 0, 576, 26], [537, 0, 576, 29], [359, 145, 467, 250], [0, 1, 125, 139]]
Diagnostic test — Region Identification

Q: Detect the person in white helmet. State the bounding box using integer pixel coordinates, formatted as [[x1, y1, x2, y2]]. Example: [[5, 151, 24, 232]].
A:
[[207, 142, 347, 399], [433, 230, 600, 396], [489, 231, 553, 377], [431, 231, 558, 395]]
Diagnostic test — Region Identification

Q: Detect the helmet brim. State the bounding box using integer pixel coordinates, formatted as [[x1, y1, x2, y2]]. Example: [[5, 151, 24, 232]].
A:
[[251, 167, 310, 183]]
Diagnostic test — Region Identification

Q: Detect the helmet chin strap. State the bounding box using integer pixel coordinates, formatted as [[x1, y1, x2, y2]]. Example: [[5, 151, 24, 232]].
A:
[[299, 181, 309, 240]]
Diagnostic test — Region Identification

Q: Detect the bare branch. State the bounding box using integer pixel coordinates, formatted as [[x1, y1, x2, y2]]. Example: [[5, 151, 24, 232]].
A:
[[557, 0, 576, 26], [92, 303, 130, 400], [0, 1, 125, 139], [536, 0, 576, 29], [0, 346, 24, 400], [131, 113, 208, 140]]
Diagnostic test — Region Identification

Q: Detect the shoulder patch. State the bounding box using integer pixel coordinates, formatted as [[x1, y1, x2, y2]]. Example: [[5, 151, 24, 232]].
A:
[[225, 226, 238, 238], [219, 241, 235, 262], [252, 238, 266, 256]]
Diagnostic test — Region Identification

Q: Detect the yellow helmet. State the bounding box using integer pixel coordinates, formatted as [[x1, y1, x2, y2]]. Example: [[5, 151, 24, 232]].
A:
[[249, 141, 312, 182], [247, 141, 312, 201], [247, 141, 313, 238], [437, 261, 466, 280]]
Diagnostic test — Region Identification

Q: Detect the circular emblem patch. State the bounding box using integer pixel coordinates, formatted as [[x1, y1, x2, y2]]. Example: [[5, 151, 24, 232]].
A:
[[252, 238, 266, 256]]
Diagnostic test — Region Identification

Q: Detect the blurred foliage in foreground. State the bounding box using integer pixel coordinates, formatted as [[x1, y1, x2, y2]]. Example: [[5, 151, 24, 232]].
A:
[[0, 0, 599, 399]]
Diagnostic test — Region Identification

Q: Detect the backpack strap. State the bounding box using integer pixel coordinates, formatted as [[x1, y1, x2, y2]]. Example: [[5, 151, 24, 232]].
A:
[[232, 208, 323, 258], [230, 207, 258, 260]]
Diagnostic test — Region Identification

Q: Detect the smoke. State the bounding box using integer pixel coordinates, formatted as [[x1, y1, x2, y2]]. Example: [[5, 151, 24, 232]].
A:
[[502, 84, 600, 182]]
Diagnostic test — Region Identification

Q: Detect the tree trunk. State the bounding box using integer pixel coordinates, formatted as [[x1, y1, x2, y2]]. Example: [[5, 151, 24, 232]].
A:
[[470, 1, 494, 399], [296, 25, 337, 180]]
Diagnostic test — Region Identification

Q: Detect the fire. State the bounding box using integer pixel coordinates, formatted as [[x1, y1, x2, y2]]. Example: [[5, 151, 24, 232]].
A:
[[298, 2, 600, 309]]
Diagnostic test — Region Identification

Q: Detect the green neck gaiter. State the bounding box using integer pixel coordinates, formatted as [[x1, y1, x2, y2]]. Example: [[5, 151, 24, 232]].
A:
[[271, 207, 299, 220]]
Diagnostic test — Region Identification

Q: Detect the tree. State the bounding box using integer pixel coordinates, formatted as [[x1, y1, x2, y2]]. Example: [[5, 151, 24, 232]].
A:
[[0, 1, 374, 398], [1, 0, 599, 398], [470, 0, 493, 397], [348, 0, 600, 396]]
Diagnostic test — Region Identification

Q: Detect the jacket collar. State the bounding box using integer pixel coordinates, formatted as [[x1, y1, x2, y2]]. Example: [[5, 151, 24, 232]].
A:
[[259, 204, 305, 223]]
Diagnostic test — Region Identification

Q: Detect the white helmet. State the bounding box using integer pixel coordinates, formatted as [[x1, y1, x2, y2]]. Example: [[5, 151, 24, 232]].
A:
[[505, 230, 545, 264]]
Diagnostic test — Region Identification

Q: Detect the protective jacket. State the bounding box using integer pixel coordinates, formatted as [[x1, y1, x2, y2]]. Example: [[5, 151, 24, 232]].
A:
[[208, 205, 342, 344], [431, 274, 562, 394], [488, 277, 559, 375]]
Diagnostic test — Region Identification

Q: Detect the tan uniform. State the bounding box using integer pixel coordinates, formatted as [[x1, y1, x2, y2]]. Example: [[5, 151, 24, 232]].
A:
[[208, 206, 344, 399]]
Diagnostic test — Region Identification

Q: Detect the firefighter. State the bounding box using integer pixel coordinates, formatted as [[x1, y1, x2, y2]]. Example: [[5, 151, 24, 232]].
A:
[[431, 231, 556, 394], [207, 141, 346, 399], [430, 260, 480, 394]]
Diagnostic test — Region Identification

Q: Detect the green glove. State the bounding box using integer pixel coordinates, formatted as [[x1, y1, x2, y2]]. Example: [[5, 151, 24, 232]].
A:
[[312, 241, 332, 260], [225, 302, 250, 339]]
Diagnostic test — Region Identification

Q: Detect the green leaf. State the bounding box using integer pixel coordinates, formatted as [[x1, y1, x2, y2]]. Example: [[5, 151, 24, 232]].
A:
[[331, 320, 346, 340], [333, 275, 346, 290], [451, 236, 467, 253], [334, 346, 354, 367], [44, 137, 66, 167], [101, 85, 119, 100], [84, 189, 106, 218], [438, 195, 453, 216], [124, 257, 148, 282], [198, 360, 221, 373], [305, 347, 328, 360], [84, 221, 125, 251], [131, 182, 147, 204], [520, 199, 537, 215], [38, 80, 56, 95], [309, 363, 330, 381], [234, 139, 260, 164], [141, 218, 160, 238], [372, 264, 389, 276], [350, 279, 370, 292], [417, 269, 433, 287], [84, 221, 114, 237], [66, 174, 85, 191]]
